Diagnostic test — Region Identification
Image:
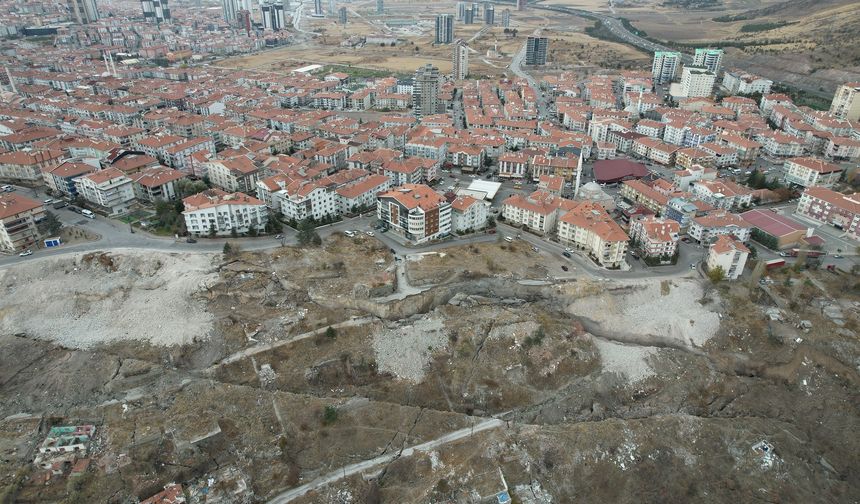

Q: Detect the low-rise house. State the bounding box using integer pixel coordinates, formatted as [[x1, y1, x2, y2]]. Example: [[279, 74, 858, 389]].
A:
[[183, 189, 268, 236], [33, 425, 96, 471], [629, 215, 681, 259], [782, 157, 843, 189], [451, 195, 489, 232], [707, 235, 749, 280], [377, 184, 451, 244], [557, 201, 628, 268], [0, 193, 44, 252], [74, 167, 136, 215]]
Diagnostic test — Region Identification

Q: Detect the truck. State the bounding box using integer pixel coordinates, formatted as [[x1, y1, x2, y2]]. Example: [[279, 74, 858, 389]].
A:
[[764, 259, 785, 270], [788, 248, 826, 258]]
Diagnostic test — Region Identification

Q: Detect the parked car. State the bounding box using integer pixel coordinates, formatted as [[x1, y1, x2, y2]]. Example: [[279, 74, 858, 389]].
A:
[[344, 230, 356, 237], [365, 231, 375, 237], [18, 249, 32, 257], [561, 265, 569, 271], [43, 198, 54, 205], [1, 185, 12, 192], [52, 200, 67, 209], [833, 254, 843, 259], [274, 234, 284, 239], [68, 206, 80, 214], [504, 236, 513, 242], [81, 209, 95, 219], [531, 246, 539, 252], [186, 237, 197, 243], [562, 251, 572, 258]]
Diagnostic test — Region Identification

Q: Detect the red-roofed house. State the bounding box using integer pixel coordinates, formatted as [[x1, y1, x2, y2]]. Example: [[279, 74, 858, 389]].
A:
[[501, 190, 577, 234], [336, 174, 392, 214], [207, 157, 260, 193], [141, 483, 186, 504]]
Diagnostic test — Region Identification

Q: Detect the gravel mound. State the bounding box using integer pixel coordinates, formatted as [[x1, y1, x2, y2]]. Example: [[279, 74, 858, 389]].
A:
[[0, 250, 218, 348], [372, 316, 448, 382], [592, 338, 656, 383]]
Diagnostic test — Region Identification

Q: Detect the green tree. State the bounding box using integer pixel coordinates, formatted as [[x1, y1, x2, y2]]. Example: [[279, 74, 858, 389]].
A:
[[325, 326, 337, 339], [322, 405, 339, 425], [707, 265, 725, 283], [37, 211, 62, 236], [296, 219, 321, 246]]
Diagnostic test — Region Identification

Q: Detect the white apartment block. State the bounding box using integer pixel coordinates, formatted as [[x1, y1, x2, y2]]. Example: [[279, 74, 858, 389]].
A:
[[783, 157, 843, 189], [707, 235, 749, 280], [680, 66, 716, 98], [829, 82, 860, 123], [74, 167, 135, 215], [183, 189, 268, 236], [450, 195, 489, 232]]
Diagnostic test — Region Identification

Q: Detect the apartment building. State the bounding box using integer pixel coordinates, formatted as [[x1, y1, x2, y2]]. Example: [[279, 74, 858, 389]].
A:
[[131, 166, 186, 202], [0, 193, 44, 252], [796, 187, 860, 241], [183, 189, 268, 236], [689, 179, 753, 211], [782, 157, 843, 189], [74, 167, 136, 215], [828, 82, 860, 122], [206, 157, 260, 194], [557, 202, 628, 268], [652, 51, 680, 85], [501, 190, 576, 234], [629, 215, 681, 259], [498, 151, 530, 179], [450, 195, 489, 232], [620, 179, 669, 215], [680, 66, 716, 98], [377, 184, 451, 244], [707, 235, 749, 280], [0, 149, 64, 182], [43, 161, 97, 197], [688, 210, 752, 244], [335, 174, 391, 214]]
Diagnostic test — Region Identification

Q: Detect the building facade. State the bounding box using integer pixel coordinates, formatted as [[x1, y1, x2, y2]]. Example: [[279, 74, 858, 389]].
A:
[[183, 189, 268, 236], [525, 36, 548, 65], [377, 184, 451, 244], [0, 193, 45, 252], [652, 51, 680, 85]]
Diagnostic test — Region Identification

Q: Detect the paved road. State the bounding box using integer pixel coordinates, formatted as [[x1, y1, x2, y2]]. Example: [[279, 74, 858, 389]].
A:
[[267, 417, 504, 504], [508, 33, 549, 120]]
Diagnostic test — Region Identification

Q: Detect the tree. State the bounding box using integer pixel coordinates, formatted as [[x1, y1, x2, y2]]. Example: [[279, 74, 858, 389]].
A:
[[325, 326, 337, 339], [296, 219, 321, 246], [707, 265, 725, 283], [37, 211, 62, 236], [487, 216, 496, 228], [322, 405, 339, 425]]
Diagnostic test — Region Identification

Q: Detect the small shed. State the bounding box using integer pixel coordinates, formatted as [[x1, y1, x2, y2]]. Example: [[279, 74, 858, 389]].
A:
[[44, 237, 62, 248]]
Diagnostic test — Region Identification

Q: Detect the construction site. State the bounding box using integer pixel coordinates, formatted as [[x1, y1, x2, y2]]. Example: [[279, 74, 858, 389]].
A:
[[219, 0, 648, 80], [0, 233, 858, 502]]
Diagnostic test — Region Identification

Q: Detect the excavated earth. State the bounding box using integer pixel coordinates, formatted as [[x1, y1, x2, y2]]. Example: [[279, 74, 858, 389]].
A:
[[0, 242, 858, 503]]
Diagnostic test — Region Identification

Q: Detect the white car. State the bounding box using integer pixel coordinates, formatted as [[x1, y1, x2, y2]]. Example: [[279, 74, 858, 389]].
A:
[[365, 231, 375, 237], [19, 250, 32, 257], [43, 198, 54, 204], [344, 230, 356, 237]]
